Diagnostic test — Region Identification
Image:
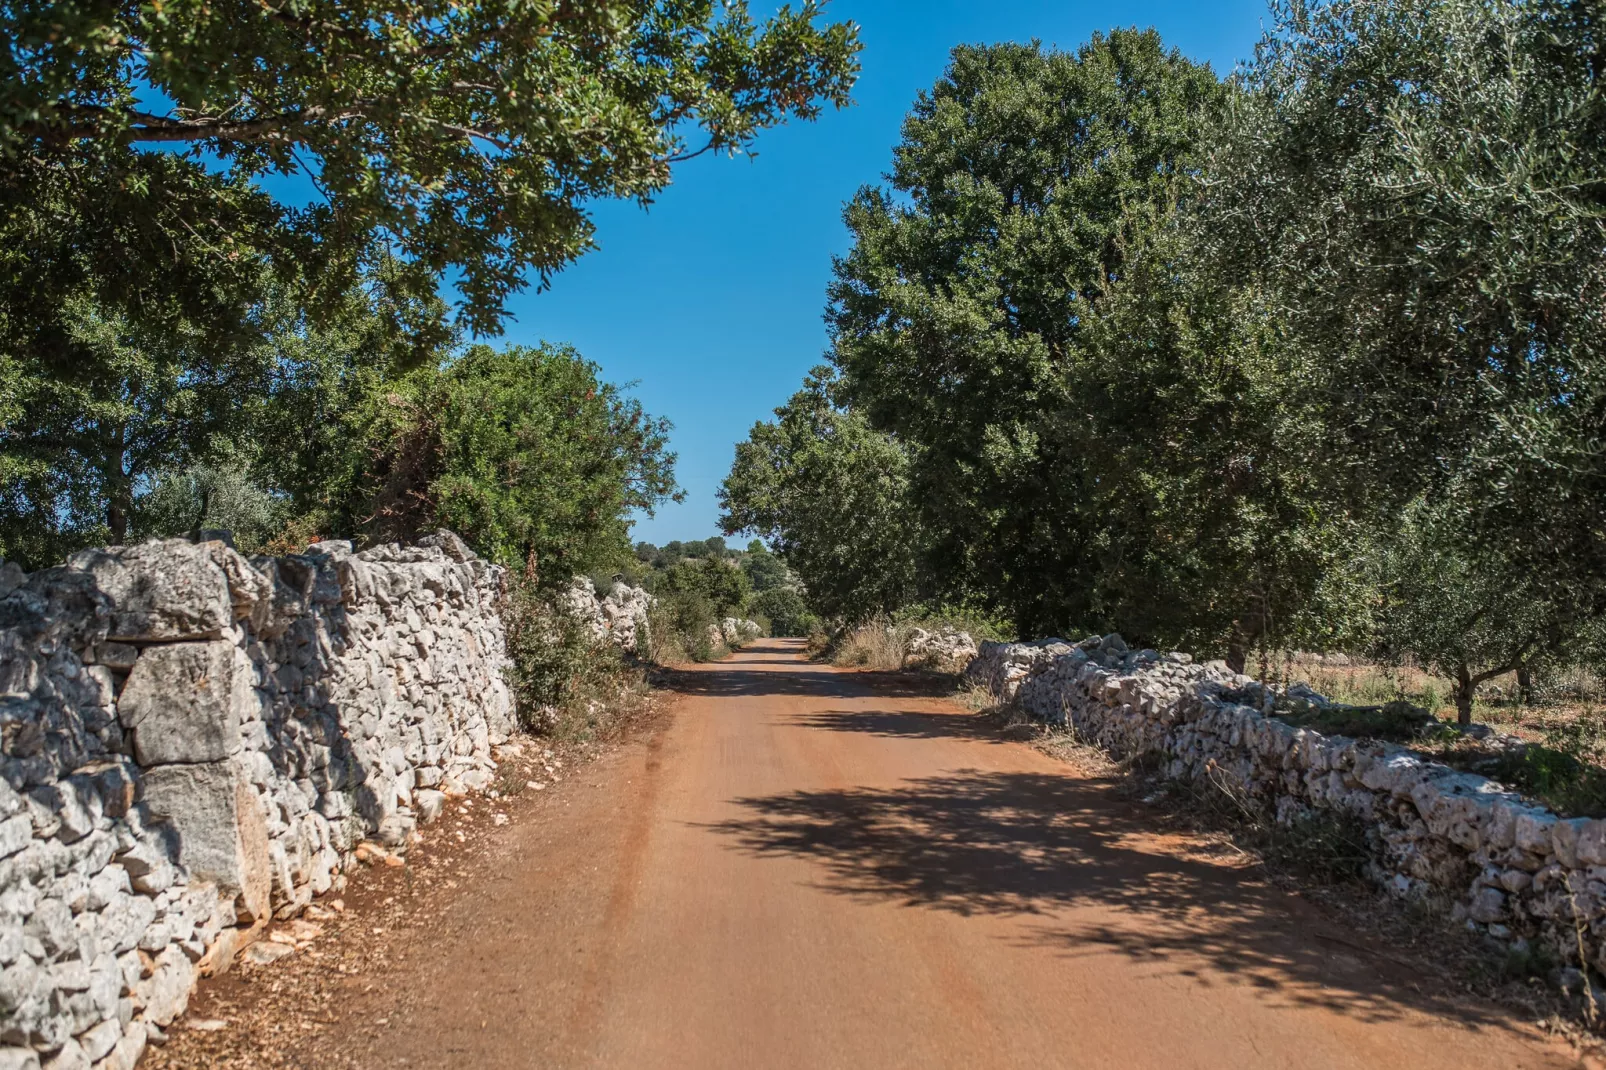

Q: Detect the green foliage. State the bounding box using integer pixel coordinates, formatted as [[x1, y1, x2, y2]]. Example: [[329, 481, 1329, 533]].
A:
[[720, 372, 920, 623], [328, 342, 679, 574], [1375, 499, 1582, 725], [3, 0, 861, 335], [752, 586, 818, 638], [0, 149, 290, 402], [1054, 221, 1362, 662], [737, 9, 1606, 684], [740, 542, 790, 593], [633, 537, 732, 571], [654, 555, 750, 619], [819, 33, 1230, 640], [1205, 0, 1606, 637], [500, 571, 639, 740], [0, 265, 680, 584], [647, 588, 720, 664], [134, 454, 290, 554], [0, 291, 278, 565], [630, 536, 802, 657]]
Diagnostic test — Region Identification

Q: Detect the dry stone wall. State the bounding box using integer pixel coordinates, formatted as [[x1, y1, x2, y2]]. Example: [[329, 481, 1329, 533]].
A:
[[562, 578, 652, 655], [0, 531, 530, 1070], [967, 635, 1606, 981], [905, 627, 977, 668]]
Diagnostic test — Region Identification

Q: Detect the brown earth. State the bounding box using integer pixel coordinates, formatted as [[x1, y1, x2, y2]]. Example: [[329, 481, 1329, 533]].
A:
[[152, 638, 1588, 1069]]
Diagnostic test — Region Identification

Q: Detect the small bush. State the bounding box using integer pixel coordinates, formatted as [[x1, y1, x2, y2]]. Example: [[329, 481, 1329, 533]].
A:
[[752, 586, 819, 637], [645, 587, 727, 663], [500, 573, 644, 740]]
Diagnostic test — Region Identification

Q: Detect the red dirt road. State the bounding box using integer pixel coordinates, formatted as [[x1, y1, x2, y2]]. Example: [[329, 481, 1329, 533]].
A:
[[325, 639, 1578, 1069]]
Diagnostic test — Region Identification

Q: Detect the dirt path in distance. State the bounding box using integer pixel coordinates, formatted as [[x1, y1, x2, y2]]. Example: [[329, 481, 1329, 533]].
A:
[[153, 639, 1586, 1069]]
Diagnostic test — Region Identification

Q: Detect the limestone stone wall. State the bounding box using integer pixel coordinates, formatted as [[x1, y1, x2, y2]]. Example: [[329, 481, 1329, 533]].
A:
[[968, 635, 1606, 978], [562, 577, 652, 655], [0, 532, 517, 1070], [719, 618, 762, 646]]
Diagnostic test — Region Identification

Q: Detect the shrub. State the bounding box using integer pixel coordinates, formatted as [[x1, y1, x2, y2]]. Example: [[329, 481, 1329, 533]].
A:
[[646, 587, 725, 664], [829, 619, 911, 670], [753, 587, 819, 637], [500, 573, 641, 740], [135, 455, 290, 553]]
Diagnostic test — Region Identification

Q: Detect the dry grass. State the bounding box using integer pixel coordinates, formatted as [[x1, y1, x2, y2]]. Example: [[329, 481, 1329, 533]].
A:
[[1270, 653, 1605, 746], [829, 623, 914, 671]]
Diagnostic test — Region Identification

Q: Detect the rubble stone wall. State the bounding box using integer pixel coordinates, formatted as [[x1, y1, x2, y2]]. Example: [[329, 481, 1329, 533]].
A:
[[0, 532, 532, 1070], [967, 635, 1606, 978]]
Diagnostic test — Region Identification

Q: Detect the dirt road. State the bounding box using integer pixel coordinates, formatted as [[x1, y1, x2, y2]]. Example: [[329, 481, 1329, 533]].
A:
[[244, 639, 1579, 1069]]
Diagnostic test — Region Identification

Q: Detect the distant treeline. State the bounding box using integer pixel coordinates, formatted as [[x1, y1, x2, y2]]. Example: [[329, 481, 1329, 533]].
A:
[[624, 538, 818, 648]]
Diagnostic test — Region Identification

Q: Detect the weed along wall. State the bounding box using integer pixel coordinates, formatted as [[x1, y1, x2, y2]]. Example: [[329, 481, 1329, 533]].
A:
[[0, 532, 608, 1069], [967, 636, 1606, 983]]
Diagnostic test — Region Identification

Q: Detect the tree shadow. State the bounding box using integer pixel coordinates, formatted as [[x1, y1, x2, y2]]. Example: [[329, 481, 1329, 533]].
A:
[[700, 768, 1528, 1033], [657, 642, 963, 704], [792, 708, 1012, 746]]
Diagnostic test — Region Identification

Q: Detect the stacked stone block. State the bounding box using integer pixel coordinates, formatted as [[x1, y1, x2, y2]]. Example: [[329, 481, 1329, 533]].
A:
[[1, 531, 515, 1068]]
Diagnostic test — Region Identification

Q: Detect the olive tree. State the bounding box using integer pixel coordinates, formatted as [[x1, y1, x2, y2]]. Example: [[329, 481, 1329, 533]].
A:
[[1376, 499, 1583, 726], [1204, 0, 1606, 643]]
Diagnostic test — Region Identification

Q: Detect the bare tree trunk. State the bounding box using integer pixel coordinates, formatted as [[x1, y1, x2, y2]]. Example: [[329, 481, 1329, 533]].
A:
[[1516, 661, 1534, 705], [105, 422, 130, 545], [1226, 621, 1249, 676], [1226, 612, 1266, 676], [1454, 662, 1475, 727]]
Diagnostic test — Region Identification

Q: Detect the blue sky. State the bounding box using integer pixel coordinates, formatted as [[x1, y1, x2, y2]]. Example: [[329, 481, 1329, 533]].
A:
[[498, 0, 1274, 545]]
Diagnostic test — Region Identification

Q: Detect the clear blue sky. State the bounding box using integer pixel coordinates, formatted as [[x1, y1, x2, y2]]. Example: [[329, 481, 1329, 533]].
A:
[[499, 0, 1273, 546]]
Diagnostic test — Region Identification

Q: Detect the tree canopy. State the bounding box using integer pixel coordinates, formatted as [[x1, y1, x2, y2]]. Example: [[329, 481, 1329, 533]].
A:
[[3, 0, 862, 334], [720, 371, 920, 624], [1204, 0, 1606, 627], [818, 31, 1229, 637], [336, 342, 679, 573], [732, 7, 1606, 693]]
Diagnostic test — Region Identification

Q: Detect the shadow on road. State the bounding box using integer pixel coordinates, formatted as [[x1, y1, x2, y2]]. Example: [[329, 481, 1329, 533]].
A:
[[658, 641, 962, 704], [792, 708, 1016, 746], [693, 645, 1536, 1038]]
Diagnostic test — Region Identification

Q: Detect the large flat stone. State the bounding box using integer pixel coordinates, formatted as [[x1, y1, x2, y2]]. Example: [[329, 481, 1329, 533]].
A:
[[118, 641, 239, 765], [140, 760, 270, 924], [68, 540, 232, 642]]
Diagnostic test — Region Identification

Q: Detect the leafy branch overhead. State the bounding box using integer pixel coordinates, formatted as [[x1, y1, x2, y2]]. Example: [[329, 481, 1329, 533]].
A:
[[2, 0, 861, 332]]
